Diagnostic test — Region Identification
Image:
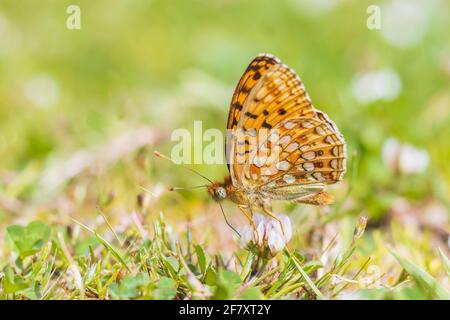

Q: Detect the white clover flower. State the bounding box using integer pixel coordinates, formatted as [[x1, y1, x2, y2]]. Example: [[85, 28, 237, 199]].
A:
[[382, 137, 401, 171], [382, 137, 429, 175], [351, 69, 402, 104], [23, 74, 60, 109], [381, 0, 430, 49], [398, 144, 429, 175], [238, 214, 292, 257]]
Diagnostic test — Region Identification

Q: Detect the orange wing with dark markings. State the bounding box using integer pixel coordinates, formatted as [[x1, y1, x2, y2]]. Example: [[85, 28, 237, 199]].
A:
[[225, 53, 346, 197], [227, 54, 280, 131]]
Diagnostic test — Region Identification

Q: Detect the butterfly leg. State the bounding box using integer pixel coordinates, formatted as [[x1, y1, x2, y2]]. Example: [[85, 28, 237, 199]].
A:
[[262, 206, 285, 235], [238, 205, 259, 243], [238, 205, 255, 227]]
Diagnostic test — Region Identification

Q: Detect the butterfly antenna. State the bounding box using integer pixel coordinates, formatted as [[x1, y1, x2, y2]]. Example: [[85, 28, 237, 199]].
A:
[[155, 150, 239, 236], [218, 202, 240, 237], [154, 151, 213, 184], [169, 185, 208, 191]]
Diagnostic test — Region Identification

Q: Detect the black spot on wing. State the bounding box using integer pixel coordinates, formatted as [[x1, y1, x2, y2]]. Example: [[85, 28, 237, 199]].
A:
[[245, 111, 258, 119], [262, 120, 272, 129]]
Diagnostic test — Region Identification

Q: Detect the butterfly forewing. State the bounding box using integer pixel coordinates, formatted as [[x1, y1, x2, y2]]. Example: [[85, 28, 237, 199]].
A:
[[226, 53, 346, 199], [227, 54, 281, 131]]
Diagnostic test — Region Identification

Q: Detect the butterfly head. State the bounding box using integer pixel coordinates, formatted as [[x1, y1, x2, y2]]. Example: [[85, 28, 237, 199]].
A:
[[208, 183, 228, 202], [207, 176, 235, 202]]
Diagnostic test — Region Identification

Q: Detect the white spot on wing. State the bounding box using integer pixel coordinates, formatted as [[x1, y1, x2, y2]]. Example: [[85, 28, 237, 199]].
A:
[[330, 159, 338, 169], [269, 132, 279, 143], [332, 146, 339, 157], [284, 121, 295, 129], [262, 166, 278, 176], [285, 142, 299, 152], [325, 136, 334, 144], [315, 126, 326, 136], [301, 151, 316, 161], [300, 144, 310, 152], [254, 156, 267, 168], [279, 135, 291, 145], [302, 121, 314, 128], [276, 160, 290, 171], [283, 174, 296, 184], [303, 162, 315, 171], [312, 172, 325, 181]]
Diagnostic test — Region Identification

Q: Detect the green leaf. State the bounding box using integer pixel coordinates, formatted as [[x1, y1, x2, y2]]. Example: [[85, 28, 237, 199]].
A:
[[390, 248, 450, 300], [195, 245, 210, 275], [240, 252, 255, 279], [74, 235, 100, 256], [237, 287, 264, 300], [108, 273, 149, 299], [153, 277, 177, 300], [213, 271, 241, 299], [204, 268, 217, 286], [5, 221, 51, 258], [160, 256, 179, 278], [2, 267, 29, 294], [21, 281, 42, 300], [166, 256, 179, 272]]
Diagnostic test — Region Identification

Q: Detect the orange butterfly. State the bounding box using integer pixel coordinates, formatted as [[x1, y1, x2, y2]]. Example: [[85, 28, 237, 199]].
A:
[[207, 54, 346, 230], [156, 53, 346, 233]]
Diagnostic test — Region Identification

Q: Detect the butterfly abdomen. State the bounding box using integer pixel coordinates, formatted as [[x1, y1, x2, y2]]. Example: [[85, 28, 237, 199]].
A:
[[293, 191, 334, 206]]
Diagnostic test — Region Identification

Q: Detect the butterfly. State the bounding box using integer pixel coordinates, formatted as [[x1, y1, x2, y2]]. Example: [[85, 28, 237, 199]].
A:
[[206, 53, 346, 230]]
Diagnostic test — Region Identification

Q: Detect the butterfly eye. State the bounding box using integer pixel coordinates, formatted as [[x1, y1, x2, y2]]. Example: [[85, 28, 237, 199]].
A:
[[216, 187, 227, 199]]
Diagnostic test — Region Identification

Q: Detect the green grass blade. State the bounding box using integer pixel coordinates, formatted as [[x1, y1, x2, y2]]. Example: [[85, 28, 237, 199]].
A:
[[438, 248, 450, 280], [71, 218, 130, 272], [389, 248, 450, 300], [287, 249, 325, 300]]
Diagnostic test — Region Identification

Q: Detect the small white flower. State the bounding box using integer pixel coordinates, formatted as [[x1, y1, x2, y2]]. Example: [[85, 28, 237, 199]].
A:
[[382, 137, 429, 175], [352, 69, 402, 104], [239, 225, 254, 248], [398, 144, 429, 175], [23, 74, 60, 109], [381, 0, 430, 49], [279, 214, 292, 242], [267, 229, 285, 255], [382, 137, 401, 172], [237, 213, 292, 257]]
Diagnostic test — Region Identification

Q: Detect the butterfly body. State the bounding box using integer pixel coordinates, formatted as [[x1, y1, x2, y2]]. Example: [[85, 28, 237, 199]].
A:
[[208, 53, 346, 220], [208, 175, 334, 208]]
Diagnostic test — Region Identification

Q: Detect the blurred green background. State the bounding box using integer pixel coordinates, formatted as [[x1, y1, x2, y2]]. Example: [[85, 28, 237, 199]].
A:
[[0, 0, 449, 278]]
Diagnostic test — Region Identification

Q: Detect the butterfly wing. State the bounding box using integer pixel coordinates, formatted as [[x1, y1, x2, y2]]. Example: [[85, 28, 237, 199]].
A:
[[256, 117, 345, 205], [226, 53, 346, 199], [226, 54, 281, 176], [227, 54, 281, 131]]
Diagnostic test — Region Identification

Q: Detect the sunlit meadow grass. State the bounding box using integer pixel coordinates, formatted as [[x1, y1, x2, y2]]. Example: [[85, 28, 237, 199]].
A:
[[0, 163, 448, 300]]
